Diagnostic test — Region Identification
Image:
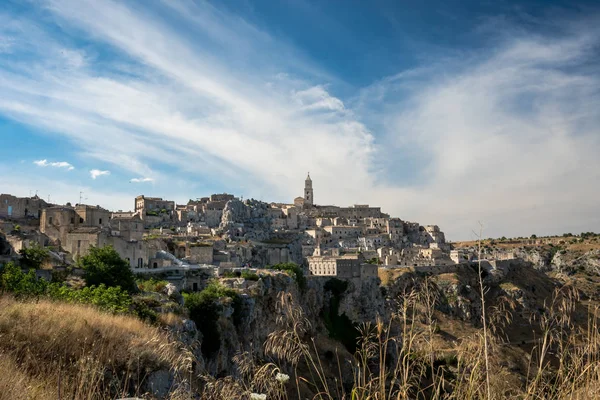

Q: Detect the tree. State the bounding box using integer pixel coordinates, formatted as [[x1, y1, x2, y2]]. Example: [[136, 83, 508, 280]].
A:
[[18, 243, 49, 269], [78, 246, 136, 293], [531, 234, 537, 239]]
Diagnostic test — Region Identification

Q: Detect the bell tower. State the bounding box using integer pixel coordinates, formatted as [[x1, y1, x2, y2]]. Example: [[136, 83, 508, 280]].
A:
[[304, 173, 313, 207]]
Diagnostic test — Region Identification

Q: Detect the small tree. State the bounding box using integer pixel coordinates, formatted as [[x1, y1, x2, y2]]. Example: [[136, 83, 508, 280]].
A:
[[531, 234, 537, 239], [78, 246, 136, 293], [18, 243, 49, 269]]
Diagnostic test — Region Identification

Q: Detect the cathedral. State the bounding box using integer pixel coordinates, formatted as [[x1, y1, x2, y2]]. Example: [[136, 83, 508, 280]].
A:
[[294, 173, 314, 208]]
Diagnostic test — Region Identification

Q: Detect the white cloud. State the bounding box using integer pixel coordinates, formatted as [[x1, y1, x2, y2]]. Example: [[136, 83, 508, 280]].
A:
[[130, 177, 154, 183], [0, 2, 598, 239], [293, 85, 346, 112], [33, 159, 74, 170], [90, 169, 110, 179]]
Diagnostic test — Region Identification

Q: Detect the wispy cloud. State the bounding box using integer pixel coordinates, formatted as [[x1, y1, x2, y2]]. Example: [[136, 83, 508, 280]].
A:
[[129, 177, 154, 183], [90, 169, 110, 179], [0, 2, 599, 238], [33, 159, 74, 170]]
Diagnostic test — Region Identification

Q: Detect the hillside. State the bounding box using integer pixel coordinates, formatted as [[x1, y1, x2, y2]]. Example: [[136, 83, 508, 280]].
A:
[[0, 296, 192, 400]]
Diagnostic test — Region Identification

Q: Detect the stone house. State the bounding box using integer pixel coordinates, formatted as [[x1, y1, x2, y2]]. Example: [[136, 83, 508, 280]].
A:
[[40, 206, 79, 246], [186, 243, 214, 264], [0, 194, 49, 219], [307, 250, 377, 279], [134, 195, 175, 226], [109, 215, 144, 241]]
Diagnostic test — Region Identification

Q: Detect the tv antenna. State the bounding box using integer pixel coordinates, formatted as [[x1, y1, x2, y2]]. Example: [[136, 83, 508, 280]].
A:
[[79, 191, 88, 204]]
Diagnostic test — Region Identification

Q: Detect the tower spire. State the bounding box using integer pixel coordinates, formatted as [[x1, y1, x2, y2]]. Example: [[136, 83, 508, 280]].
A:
[[304, 173, 313, 207]]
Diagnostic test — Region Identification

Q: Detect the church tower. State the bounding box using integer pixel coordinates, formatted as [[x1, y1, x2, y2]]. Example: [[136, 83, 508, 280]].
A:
[[304, 173, 313, 207]]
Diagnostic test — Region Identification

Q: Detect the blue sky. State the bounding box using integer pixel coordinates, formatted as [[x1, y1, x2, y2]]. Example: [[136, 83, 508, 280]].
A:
[[0, 0, 599, 239]]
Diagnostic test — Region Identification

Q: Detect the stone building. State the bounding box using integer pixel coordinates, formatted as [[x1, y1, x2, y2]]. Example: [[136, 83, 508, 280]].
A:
[[186, 243, 214, 264], [303, 173, 313, 207], [40, 206, 79, 246], [109, 215, 144, 241], [134, 195, 175, 226], [307, 247, 377, 279], [75, 204, 110, 228], [210, 193, 235, 202], [41, 203, 110, 246], [0, 194, 49, 219], [324, 225, 362, 240], [65, 227, 150, 269]]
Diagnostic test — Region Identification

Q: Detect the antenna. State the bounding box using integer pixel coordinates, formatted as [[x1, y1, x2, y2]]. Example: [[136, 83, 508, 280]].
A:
[[79, 191, 88, 205]]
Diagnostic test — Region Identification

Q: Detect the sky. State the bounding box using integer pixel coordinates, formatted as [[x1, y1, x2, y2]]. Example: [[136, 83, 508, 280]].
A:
[[0, 0, 599, 240]]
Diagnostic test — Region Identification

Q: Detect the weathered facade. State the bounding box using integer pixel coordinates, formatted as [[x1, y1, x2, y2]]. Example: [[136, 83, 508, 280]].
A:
[[0, 194, 49, 219]]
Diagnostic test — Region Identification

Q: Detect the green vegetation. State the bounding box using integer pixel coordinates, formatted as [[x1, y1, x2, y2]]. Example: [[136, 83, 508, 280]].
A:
[[222, 270, 260, 281], [321, 278, 359, 352], [268, 262, 306, 291], [137, 277, 169, 292], [18, 243, 49, 269], [366, 257, 380, 265], [183, 281, 242, 358], [146, 210, 159, 216], [78, 246, 137, 293], [0, 262, 133, 314]]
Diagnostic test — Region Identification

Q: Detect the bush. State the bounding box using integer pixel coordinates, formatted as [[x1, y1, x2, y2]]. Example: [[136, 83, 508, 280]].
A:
[[0, 262, 46, 296], [1, 262, 134, 314], [137, 278, 169, 293], [241, 271, 260, 281], [18, 243, 49, 269], [78, 246, 137, 293]]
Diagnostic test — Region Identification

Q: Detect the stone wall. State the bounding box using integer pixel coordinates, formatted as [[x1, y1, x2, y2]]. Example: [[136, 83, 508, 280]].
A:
[[187, 245, 214, 264]]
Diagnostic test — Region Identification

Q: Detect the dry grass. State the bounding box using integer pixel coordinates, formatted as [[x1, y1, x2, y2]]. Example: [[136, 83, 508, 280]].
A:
[[195, 275, 600, 400], [0, 295, 195, 400]]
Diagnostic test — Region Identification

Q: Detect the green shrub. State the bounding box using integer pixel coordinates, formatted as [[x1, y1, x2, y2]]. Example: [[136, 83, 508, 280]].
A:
[[1, 262, 46, 296], [18, 243, 49, 269], [241, 271, 259, 281], [78, 246, 137, 293], [1, 262, 137, 317], [137, 278, 169, 293]]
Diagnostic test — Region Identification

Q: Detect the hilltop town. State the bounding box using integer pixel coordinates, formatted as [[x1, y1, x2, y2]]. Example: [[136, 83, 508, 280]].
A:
[[0, 174, 478, 290], [2, 174, 600, 399]]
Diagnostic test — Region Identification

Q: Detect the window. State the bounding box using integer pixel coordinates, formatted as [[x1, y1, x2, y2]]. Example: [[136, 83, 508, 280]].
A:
[[71, 217, 74, 224], [48, 216, 53, 224], [138, 258, 143, 268], [99, 218, 102, 225], [80, 217, 84, 223], [77, 240, 81, 249], [153, 262, 158, 268], [193, 282, 198, 291]]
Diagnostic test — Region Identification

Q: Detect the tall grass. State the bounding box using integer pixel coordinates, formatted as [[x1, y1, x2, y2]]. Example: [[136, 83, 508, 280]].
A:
[[0, 295, 196, 400], [197, 279, 600, 400], [3, 276, 600, 399]]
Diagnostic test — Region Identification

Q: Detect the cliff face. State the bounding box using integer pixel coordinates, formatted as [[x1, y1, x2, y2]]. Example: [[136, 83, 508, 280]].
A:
[[218, 199, 273, 241], [514, 247, 600, 276], [193, 273, 384, 375]]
